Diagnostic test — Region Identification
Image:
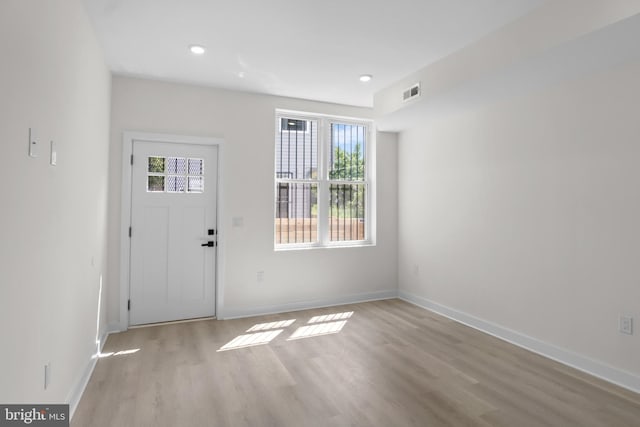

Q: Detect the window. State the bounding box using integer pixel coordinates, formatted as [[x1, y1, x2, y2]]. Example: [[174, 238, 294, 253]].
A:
[[275, 111, 372, 248], [147, 156, 204, 193]]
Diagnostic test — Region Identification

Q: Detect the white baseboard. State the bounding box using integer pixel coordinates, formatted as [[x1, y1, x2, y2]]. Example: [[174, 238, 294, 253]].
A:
[[107, 322, 127, 334], [67, 328, 114, 420], [219, 289, 398, 320], [398, 290, 640, 394]]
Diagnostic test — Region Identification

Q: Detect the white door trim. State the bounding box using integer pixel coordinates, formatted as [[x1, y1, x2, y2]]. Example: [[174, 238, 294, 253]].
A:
[[119, 131, 225, 331]]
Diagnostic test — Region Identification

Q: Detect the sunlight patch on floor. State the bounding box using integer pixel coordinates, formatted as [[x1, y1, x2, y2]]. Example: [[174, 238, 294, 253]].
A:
[[217, 311, 355, 351], [287, 320, 348, 340], [96, 348, 140, 358], [246, 319, 296, 332], [308, 311, 353, 324], [218, 329, 284, 351]]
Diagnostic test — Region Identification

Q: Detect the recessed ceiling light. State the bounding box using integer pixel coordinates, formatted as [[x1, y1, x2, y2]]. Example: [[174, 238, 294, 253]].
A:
[[359, 74, 372, 82], [238, 71, 246, 78], [189, 45, 206, 55]]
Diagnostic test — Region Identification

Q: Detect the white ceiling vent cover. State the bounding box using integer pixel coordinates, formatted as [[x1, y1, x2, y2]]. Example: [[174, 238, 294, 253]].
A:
[[402, 83, 421, 102]]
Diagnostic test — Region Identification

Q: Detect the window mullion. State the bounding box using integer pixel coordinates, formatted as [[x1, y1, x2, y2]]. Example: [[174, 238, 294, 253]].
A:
[[318, 181, 329, 245], [318, 118, 329, 245]]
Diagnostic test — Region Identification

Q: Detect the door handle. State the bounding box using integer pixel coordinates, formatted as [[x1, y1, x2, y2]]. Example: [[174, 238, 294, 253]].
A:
[[201, 241, 215, 247]]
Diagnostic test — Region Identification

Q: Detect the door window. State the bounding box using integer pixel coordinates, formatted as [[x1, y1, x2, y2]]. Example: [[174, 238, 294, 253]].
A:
[[147, 156, 204, 193]]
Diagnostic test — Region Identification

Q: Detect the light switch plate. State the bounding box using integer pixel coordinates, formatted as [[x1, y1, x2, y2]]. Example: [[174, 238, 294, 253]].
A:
[[50, 141, 57, 166], [28, 128, 37, 157], [44, 363, 51, 390]]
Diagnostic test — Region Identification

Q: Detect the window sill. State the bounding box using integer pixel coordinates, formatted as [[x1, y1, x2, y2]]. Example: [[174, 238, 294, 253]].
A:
[[274, 241, 375, 252]]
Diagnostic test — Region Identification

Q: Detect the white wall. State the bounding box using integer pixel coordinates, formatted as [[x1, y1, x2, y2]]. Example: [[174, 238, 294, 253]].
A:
[[375, 0, 640, 122], [397, 59, 640, 383], [108, 76, 398, 325], [0, 0, 111, 405]]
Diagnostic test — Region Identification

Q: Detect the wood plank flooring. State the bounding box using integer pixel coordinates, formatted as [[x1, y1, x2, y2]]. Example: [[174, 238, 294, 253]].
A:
[[72, 299, 640, 426]]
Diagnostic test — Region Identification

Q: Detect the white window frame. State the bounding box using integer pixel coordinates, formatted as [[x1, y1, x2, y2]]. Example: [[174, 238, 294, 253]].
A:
[[274, 109, 374, 250]]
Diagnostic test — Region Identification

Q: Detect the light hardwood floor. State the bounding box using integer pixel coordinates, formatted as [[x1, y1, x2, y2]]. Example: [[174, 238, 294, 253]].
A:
[[72, 299, 640, 426]]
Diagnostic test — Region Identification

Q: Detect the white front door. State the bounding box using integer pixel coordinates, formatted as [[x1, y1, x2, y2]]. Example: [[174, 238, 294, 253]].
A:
[[129, 140, 217, 325]]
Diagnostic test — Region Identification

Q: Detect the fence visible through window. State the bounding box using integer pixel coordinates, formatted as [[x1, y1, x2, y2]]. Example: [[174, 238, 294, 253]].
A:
[[329, 183, 365, 241]]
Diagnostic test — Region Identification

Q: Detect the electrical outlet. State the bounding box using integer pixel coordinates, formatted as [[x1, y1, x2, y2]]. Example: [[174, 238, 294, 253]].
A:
[[257, 271, 264, 282], [619, 315, 633, 335]]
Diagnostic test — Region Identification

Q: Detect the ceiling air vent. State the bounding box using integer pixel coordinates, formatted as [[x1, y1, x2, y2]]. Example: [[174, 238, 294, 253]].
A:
[[402, 83, 420, 102]]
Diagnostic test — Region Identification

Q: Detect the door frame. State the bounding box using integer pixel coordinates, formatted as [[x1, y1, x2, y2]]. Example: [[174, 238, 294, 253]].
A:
[[119, 131, 225, 330]]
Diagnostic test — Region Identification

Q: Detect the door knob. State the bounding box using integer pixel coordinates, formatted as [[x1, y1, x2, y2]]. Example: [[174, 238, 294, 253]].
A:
[[201, 241, 215, 247]]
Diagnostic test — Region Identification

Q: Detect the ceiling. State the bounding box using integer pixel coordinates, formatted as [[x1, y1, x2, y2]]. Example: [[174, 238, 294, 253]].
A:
[[83, 0, 543, 107]]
